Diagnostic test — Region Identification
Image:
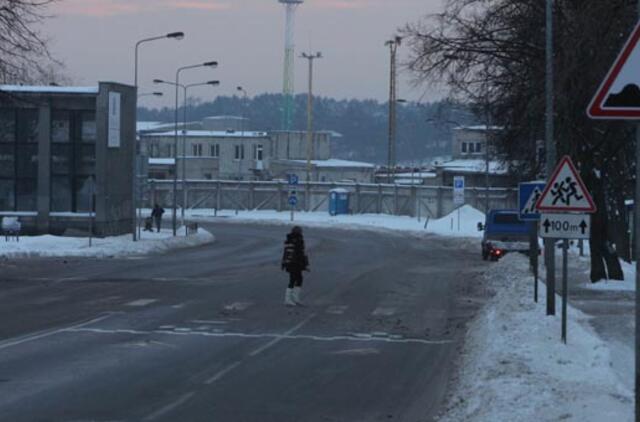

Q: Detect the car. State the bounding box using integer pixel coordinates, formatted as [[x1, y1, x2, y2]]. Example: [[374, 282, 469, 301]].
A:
[[478, 209, 534, 261]]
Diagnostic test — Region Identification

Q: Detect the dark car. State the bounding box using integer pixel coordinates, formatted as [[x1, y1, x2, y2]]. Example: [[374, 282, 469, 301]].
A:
[[479, 209, 534, 261]]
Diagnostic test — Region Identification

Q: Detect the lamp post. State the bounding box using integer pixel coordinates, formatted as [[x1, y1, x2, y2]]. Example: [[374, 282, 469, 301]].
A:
[[236, 86, 248, 137], [133, 32, 184, 241], [170, 61, 218, 236], [385, 37, 401, 184], [300, 52, 322, 185], [137, 92, 164, 99]]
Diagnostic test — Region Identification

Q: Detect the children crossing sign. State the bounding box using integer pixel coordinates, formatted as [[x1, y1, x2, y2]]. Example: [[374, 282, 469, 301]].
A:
[[535, 156, 596, 213]]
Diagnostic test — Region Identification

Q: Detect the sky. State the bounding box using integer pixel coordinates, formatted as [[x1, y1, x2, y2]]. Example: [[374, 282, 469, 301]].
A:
[[42, 0, 445, 108]]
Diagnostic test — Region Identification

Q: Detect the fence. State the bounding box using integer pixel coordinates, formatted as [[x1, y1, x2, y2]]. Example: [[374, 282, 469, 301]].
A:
[[143, 180, 518, 220]]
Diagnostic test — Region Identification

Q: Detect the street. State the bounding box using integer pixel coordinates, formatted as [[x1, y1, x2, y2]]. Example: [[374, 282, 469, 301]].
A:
[[0, 223, 486, 422]]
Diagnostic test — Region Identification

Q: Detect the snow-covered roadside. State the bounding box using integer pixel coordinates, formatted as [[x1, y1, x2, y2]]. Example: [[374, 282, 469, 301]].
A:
[[0, 227, 214, 259], [187, 205, 485, 239], [438, 254, 633, 422]]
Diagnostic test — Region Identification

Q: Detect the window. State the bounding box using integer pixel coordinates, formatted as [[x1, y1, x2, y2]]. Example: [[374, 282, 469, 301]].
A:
[[210, 144, 219, 158], [234, 144, 245, 160], [192, 144, 203, 157], [476, 142, 482, 153], [254, 144, 264, 161], [461, 142, 468, 153], [469, 143, 475, 153]]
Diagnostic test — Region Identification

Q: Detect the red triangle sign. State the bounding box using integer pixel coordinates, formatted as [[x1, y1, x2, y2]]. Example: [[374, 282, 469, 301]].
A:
[[588, 21, 640, 119], [535, 156, 597, 213]]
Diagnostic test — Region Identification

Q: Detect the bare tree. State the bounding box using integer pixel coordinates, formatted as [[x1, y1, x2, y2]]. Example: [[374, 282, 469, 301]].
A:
[[402, 0, 636, 282], [0, 0, 64, 85]]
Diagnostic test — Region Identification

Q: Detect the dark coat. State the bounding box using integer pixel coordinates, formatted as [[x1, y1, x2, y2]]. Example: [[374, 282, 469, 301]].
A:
[[151, 206, 165, 219], [281, 232, 309, 273]]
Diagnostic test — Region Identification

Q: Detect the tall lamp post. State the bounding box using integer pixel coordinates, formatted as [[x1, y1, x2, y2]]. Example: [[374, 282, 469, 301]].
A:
[[170, 61, 218, 236], [133, 32, 184, 241], [385, 36, 401, 184], [137, 92, 164, 99], [236, 86, 249, 137], [300, 52, 322, 184]]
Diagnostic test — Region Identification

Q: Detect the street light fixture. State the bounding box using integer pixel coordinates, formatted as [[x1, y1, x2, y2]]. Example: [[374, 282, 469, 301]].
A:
[[385, 36, 402, 184], [171, 61, 219, 236], [137, 92, 164, 98], [133, 31, 184, 241]]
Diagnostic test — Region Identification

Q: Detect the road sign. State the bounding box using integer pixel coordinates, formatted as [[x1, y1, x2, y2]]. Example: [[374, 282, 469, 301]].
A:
[[535, 156, 596, 213], [453, 176, 465, 205], [588, 21, 640, 119], [540, 214, 590, 239], [288, 195, 298, 207], [288, 173, 299, 185], [519, 182, 546, 221]]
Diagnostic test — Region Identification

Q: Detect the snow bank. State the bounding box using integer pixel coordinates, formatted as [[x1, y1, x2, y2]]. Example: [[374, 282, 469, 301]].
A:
[[0, 228, 214, 259], [439, 254, 632, 422], [583, 259, 637, 292], [188, 205, 485, 239]]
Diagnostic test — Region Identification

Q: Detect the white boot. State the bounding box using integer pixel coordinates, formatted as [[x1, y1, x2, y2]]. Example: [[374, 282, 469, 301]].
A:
[[284, 288, 296, 306], [292, 287, 303, 306]]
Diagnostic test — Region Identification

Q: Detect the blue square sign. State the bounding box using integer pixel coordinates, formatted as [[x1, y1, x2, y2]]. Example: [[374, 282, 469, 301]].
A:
[[288, 174, 299, 186], [519, 182, 546, 221], [288, 195, 298, 207]]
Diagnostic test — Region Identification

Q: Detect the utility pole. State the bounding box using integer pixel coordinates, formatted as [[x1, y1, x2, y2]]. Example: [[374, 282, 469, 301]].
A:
[[301, 52, 322, 183], [635, 0, 640, 419], [544, 0, 557, 316], [386, 36, 401, 184]]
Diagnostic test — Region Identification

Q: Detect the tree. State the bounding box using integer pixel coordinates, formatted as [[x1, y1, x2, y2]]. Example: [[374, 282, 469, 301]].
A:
[[0, 0, 63, 84], [402, 0, 635, 281]]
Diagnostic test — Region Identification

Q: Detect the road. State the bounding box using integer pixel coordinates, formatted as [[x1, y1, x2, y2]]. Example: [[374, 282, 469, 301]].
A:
[[0, 222, 486, 422]]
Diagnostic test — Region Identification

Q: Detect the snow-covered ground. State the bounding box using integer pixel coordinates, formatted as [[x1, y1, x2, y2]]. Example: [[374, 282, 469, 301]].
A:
[[439, 254, 633, 422], [0, 227, 214, 259], [187, 205, 485, 239]]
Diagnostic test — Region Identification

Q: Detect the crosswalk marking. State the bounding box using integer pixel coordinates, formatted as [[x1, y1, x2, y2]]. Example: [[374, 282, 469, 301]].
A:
[[326, 305, 348, 315], [126, 299, 158, 307], [372, 307, 395, 317], [223, 302, 252, 311]]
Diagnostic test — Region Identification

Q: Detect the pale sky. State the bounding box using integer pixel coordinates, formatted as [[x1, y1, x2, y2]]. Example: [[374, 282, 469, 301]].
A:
[[43, 0, 444, 108]]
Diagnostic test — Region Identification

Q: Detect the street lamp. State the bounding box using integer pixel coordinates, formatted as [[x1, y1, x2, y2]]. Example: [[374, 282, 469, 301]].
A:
[[137, 92, 164, 99], [300, 52, 322, 186], [170, 61, 218, 236], [133, 31, 184, 241], [236, 86, 249, 137], [385, 36, 402, 184]]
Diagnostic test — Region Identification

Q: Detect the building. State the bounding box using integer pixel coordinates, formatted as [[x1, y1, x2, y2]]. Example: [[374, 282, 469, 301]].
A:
[[0, 83, 136, 235], [451, 125, 501, 159], [139, 119, 375, 183]]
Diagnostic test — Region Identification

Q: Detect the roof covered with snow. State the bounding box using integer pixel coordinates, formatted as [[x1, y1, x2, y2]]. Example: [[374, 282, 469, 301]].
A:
[[436, 159, 508, 175], [149, 158, 175, 166], [0, 85, 99, 95], [289, 159, 375, 169], [453, 125, 503, 132], [143, 130, 269, 138]]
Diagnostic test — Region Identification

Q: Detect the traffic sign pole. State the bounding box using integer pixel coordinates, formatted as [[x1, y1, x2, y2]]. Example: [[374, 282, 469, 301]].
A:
[[562, 238, 569, 344], [636, 117, 640, 421]]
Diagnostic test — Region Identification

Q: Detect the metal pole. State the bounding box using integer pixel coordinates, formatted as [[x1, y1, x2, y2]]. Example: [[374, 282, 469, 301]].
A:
[[545, 0, 557, 316], [182, 85, 187, 229], [562, 238, 568, 343], [132, 43, 140, 242], [386, 39, 399, 184], [89, 176, 94, 247], [635, 113, 640, 420], [172, 70, 180, 236], [306, 57, 313, 183]]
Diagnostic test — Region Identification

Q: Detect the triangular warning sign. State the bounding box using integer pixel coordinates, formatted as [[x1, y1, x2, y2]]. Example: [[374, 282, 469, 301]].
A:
[[588, 21, 640, 119], [535, 156, 597, 213]]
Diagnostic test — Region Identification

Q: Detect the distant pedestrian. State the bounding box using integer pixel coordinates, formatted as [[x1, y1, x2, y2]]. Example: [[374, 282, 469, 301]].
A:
[[151, 204, 165, 233], [281, 226, 310, 306]]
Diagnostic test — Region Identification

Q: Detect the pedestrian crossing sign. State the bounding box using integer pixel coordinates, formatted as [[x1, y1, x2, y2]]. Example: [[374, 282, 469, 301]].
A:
[[535, 156, 596, 213], [518, 182, 546, 221]]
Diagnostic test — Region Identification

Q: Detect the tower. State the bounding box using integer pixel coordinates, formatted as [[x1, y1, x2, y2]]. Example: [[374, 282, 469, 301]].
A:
[[278, 0, 303, 130]]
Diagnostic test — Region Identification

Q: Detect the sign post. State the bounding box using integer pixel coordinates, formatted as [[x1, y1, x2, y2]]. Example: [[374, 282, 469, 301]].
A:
[[453, 176, 465, 231], [288, 173, 299, 222], [536, 156, 596, 344], [587, 16, 640, 415], [519, 182, 546, 303]]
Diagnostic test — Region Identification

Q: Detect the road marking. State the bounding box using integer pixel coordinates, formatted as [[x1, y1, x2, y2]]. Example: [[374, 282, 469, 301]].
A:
[[372, 307, 396, 317], [204, 361, 242, 385], [142, 391, 195, 421], [332, 348, 380, 356], [126, 299, 158, 307], [190, 320, 229, 325], [326, 305, 348, 315], [68, 326, 452, 345], [0, 313, 113, 351], [171, 303, 186, 309], [223, 302, 252, 312], [249, 313, 316, 357]]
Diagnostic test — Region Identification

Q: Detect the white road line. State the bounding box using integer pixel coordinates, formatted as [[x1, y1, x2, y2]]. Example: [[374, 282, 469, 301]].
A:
[[204, 361, 242, 385], [69, 326, 452, 345], [126, 299, 158, 307], [326, 305, 348, 315], [142, 391, 195, 421], [249, 313, 316, 357], [223, 302, 252, 311], [0, 313, 113, 351], [372, 307, 396, 317], [190, 320, 229, 325]]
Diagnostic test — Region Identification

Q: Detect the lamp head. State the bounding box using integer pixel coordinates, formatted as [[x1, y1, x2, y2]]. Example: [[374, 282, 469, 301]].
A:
[[153, 92, 163, 96], [153, 79, 164, 84], [207, 80, 220, 86], [167, 32, 185, 40], [203, 61, 218, 68]]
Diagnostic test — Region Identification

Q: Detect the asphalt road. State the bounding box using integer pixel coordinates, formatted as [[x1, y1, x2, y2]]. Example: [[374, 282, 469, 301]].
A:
[[0, 222, 486, 422]]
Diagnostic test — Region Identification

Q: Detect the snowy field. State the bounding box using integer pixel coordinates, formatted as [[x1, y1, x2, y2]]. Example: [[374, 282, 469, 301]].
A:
[[439, 254, 633, 422], [0, 227, 214, 259], [187, 205, 485, 239]]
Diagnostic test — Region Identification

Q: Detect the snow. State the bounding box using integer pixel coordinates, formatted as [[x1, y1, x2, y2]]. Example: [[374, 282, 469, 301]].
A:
[[583, 260, 637, 292], [149, 158, 176, 166], [436, 159, 508, 175], [288, 159, 375, 168], [144, 130, 268, 138], [0, 85, 99, 94], [0, 227, 214, 259], [439, 254, 633, 422], [186, 205, 485, 239], [394, 172, 437, 178], [453, 125, 502, 131]]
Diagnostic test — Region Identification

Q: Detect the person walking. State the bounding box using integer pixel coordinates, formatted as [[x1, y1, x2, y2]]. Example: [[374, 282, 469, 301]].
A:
[[151, 204, 165, 233], [281, 226, 310, 306]]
